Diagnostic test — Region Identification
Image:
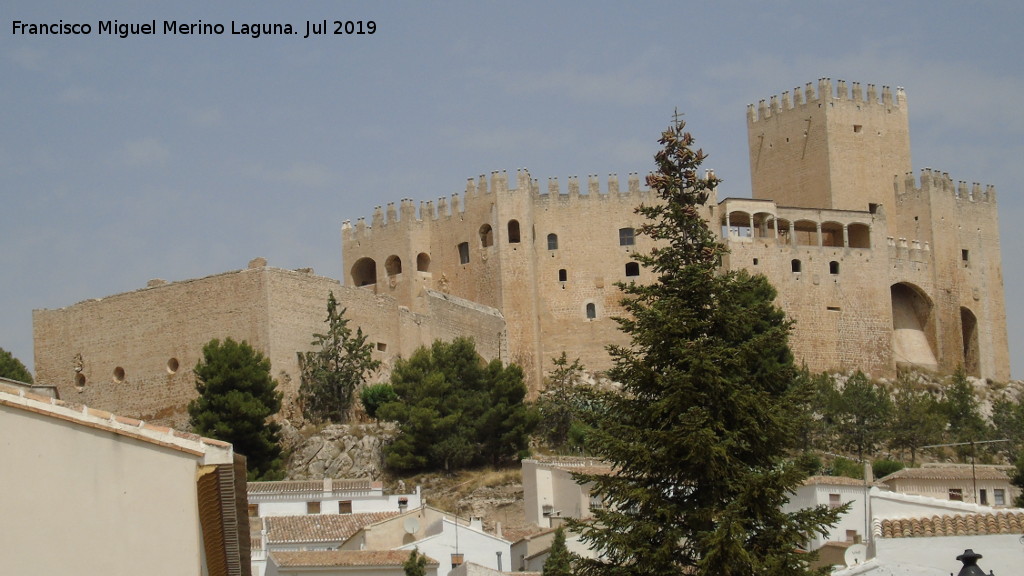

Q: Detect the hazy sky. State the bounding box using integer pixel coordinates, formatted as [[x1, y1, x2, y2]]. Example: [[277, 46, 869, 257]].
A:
[[3, 1, 1021, 379]]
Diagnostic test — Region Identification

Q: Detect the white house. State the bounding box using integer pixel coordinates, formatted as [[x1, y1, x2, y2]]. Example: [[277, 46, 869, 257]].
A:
[[877, 464, 1019, 507], [521, 458, 611, 527], [248, 478, 421, 517], [782, 475, 872, 551], [0, 381, 249, 576], [397, 517, 513, 574]]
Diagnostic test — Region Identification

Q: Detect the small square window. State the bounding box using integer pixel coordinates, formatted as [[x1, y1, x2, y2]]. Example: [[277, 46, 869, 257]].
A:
[[949, 488, 963, 501], [307, 501, 321, 514], [339, 500, 353, 514], [619, 227, 635, 246]]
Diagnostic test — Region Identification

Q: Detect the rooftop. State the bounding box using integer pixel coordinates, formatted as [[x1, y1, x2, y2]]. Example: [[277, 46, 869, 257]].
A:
[[265, 512, 399, 544], [270, 549, 438, 568], [879, 511, 1024, 538]]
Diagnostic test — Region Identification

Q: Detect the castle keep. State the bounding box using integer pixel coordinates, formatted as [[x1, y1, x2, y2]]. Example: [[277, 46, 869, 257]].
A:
[[33, 78, 1010, 426]]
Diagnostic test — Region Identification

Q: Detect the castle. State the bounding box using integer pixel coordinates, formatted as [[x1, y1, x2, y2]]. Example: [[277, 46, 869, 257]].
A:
[[32, 78, 1010, 428]]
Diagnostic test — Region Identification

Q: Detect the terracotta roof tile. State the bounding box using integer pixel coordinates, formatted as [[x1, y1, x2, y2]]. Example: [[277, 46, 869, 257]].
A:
[[265, 512, 399, 544], [248, 478, 373, 495], [271, 550, 438, 567], [879, 511, 1024, 539], [879, 465, 1011, 482], [803, 475, 866, 487]]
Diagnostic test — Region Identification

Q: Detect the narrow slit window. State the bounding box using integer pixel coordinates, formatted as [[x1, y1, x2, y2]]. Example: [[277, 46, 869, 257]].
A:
[[547, 233, 558, 250], [586, 303, 596, 319], [829, 261, 840, 275], [508, 220, 521, 244], [458, 242, 470, 265], [558, 269, 567, 282]]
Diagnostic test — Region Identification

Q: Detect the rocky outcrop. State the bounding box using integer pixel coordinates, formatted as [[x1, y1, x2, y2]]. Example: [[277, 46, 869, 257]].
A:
[[282, 421, 397, 480]]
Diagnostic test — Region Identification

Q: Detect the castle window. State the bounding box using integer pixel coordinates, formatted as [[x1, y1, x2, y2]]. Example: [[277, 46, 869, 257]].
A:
[[791, 259, 802, 273], [558, 269, 567, 282], [829, 261, 840, 275], [351, 257, 377, 287], [753, 258, 759, 266], [853, 124, 863, 133], [962, 249, 970, 267], [507, 220, 521, 244], [479, 224, 494, 248], [619, 227, 635, 246], [547, 233, 558, 250], [167, 358, 179, 375], [385, 255, 402, 276], [848, 223, 871, 248], [75, 373, 86, 388], [376, 342, 387, 352], [113, 366, 125, 384], [625, 262, 640, 277], [416, 253, 431, 272], [458, 242, 470, 265], [586, 303, 597, 320]]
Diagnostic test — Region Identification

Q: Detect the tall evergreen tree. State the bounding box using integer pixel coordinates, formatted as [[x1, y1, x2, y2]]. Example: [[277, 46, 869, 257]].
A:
[[298, 292, 381, 423], [0, 347, 33, 383], [188, 337, 284, 480], [940, 367, 991, 462], [543, 526, 573, 576], [888, 374, 944, 466], [573, 117, 841, 576], [833, 372, 893, 462], [403, 548, 428, 576]]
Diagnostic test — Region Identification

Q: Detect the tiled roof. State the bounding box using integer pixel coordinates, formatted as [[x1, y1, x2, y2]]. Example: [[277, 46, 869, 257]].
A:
[[271, 549, 438, 567], [247, 478, 375, 495], [803, 475, 867, 487], [880, 466, 1010, 482], [879, 511, 1024, 538], [265, 512, 399, 544], [0, 381, 232, 461], [526, 458, 614, 476], [502, 525, 553, 543]]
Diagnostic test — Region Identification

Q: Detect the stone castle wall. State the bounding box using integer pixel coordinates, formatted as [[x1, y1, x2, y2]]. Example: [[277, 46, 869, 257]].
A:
[[34, 260, 504, 427], [32, 78, 1012, 427]]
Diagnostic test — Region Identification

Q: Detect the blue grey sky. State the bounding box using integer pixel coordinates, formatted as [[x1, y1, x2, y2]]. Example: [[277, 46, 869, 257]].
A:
[[3, 1, 1021, 379]]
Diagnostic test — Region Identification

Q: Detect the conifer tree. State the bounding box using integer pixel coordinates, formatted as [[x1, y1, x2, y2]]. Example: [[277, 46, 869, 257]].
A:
[[403, 548, 428, 576], [188, 337, 284, 480], [543, 526, 573, 576], [299, 292, 381, 423], [0, 346, 33, 383], [573, 117, 842, 576]]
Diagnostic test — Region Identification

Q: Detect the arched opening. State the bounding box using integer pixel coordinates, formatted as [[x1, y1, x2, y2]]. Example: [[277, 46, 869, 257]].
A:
[[722, 211, 752, 239], [479, 224, 494, 248], [585, 303, 597, 319], [416, 252, 431, 272], [891, 283, 938, 371], [547, 233, 558, 250], [776, 218, 792, 246], [793, 220, 818, 247], [625, 262, 640, 277], [829, 261, 840, 275], [961, 307, 980, 377], [848, 223, 871, 248], [752, 212, 776, 239], [351, 257, 377, 287], [385, 255, 402, 276], [791, 259, 802, 273], [507, 220, 521, 243], [821, 221, 844, 247]]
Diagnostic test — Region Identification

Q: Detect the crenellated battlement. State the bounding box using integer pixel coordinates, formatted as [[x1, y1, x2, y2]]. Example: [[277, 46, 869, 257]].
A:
[[342, 169, 658, 244], [747, 77, 906, 123], [893, 168, 997, 204]]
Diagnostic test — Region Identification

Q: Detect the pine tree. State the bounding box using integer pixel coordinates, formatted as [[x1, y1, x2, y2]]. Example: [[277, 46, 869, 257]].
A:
[[889, 373, 944, 465], [834, 372, 893, 462], [299, 292, 381, 423], [0, 347, 33, 383], [543, 526, 573, 576], [403, 548, 428, 576], [572, 117, 842, 576], [940, 367, 991, 462], [188, 337, 284, 480]]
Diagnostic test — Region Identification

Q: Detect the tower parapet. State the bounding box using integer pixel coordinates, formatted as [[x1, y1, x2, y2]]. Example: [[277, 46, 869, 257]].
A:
[[748, 77, 906, 123], [894, 168, 996, 204]]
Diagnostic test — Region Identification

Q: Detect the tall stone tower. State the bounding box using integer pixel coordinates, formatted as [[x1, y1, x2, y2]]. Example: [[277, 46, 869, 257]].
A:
[[748, 78, 910, 238]]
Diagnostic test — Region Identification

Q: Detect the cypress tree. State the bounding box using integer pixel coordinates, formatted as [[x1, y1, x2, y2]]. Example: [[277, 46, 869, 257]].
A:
[[573, 117, 842, 575]]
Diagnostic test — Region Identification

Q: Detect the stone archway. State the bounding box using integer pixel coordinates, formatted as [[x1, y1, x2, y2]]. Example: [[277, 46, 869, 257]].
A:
[[960, 307, 980, 377], [891, 282, 938, 371]]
